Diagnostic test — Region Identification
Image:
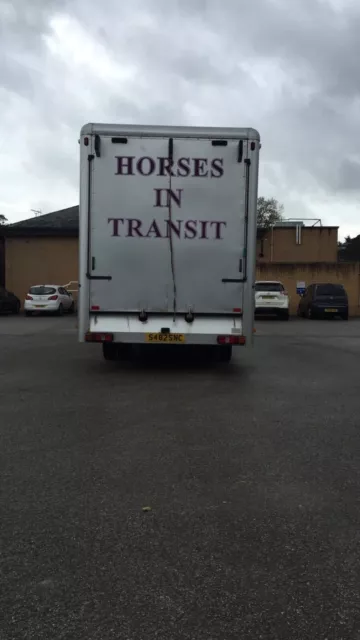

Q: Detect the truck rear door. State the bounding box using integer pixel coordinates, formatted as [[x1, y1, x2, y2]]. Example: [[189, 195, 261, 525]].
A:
[[169, 137, 248, 314], [88, 135, 174, 313], [87, 133, 250, 315]]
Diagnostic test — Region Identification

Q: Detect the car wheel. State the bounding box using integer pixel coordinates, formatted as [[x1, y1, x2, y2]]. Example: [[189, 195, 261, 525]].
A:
[[102, 343, 127, 361], [306, 306, 313, 319], [57, 304, 64, 316], [13, 302, 20, 315], [281, 310, 289, 321], [103, 343, 116, 361], [25, 311, 32, 317], [216, 345, 232, 363], [342, 312, 349, 321], [68, 301, 75, 314]]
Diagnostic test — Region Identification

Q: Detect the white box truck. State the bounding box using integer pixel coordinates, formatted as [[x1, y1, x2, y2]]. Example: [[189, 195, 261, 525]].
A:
[[78, 124, 260, 362]]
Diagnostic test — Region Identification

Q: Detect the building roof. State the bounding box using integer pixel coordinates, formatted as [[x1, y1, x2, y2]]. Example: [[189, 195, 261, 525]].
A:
[[10, 206, 79, 229], [4, 206, 79, 237]]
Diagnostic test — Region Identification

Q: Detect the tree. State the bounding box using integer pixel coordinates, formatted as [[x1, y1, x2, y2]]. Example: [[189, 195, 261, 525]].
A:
[[257, 197, 284, 228], [338, 234, 360, 261], [0, 214, 7, 225]]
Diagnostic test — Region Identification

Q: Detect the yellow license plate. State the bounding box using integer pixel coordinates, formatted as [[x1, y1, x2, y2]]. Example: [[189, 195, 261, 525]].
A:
[[146, 333, 185, 343], [262, 295, 274, 299], [325, 308, 337, 312]]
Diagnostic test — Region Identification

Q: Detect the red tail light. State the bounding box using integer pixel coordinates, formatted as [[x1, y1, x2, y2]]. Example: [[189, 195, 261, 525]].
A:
[[85, 332, 113, 343], [48, 295, 58, 301], [217, 335, 246, 346], [26, 294, 33, 300]]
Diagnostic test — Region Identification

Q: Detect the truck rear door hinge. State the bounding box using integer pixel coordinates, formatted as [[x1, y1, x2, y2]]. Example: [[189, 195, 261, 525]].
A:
[[86, 273, 112, 281], [212, 140, 228, 147], [111, 137, 128, 144], [94, 134, 101, 157]]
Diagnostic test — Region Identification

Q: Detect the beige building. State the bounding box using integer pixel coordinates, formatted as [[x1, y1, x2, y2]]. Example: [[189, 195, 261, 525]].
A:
[[257, 225, 338, 263], [1, 208, 359, 315], [3, 207, 78, 306]]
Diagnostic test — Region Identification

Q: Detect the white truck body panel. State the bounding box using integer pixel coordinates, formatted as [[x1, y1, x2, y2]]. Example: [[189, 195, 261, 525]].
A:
[[79, 124, 260, 346]]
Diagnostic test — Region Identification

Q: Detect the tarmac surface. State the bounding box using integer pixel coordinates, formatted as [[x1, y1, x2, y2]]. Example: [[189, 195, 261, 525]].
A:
[[1, 315, 360, 639]]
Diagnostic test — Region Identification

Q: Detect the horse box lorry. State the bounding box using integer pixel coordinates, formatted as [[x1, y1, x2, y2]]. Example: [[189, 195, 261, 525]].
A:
[[78, 123, 260, 362]]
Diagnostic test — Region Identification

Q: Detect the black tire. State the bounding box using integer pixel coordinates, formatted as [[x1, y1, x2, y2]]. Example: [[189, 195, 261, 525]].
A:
[[306, 306, 313, 319], [342, 312, 349, 321], [102, 343, 130, 361], [25, 311, 32, 317], [102, 343, 118, 361], [13, 302, 20, 315], [57, 304, 64, 316], [216, 345, 232, 363], [280, 310, 289, 321], [68, 302, 75, 314]]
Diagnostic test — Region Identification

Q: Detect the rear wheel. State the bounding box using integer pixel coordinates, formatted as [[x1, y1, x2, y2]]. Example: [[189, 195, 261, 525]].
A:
[[13, 302, 20, 315], [57, 304, 64, 316], [102, 343, 118, 361], [102, 343, 131, 361], [342, 311, 349, 321], [68, 302, 75, 314], [280, 310, 289, 321], [306, 306, 313, 319], [25, 311, 32, 317], [216, 345, 232, 363]]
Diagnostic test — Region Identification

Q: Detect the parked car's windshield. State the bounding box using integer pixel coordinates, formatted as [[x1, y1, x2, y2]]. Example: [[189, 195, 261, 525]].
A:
[[316, 285, 346, 297], [29, 286, 57, 295], [255, 282, 284, 292]]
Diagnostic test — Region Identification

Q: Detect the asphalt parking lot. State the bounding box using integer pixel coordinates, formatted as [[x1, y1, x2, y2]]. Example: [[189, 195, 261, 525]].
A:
[[1, 315, 360, 639]]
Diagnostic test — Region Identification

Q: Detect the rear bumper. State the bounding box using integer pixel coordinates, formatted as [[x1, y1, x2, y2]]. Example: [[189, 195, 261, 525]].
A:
[[24, 301, 60, 312], [255, 305, 288, 314], [81, 313, 249, 346], [312, 304, 348, 315]]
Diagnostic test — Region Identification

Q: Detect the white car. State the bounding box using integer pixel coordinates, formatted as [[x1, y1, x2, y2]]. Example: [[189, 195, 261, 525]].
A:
[[255, 280, 289, 320], [24, 285, 75, 316]]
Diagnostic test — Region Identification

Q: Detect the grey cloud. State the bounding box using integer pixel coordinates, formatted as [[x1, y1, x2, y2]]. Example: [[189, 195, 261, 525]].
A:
[[0, 52, 38, 99], [337, 158, 360, 192], [0, 0, 70, 50], [261, 91, 357, 194], [212, 0, 360, 101], [174, 0, 360, 103], [2, 0, 360, 229]]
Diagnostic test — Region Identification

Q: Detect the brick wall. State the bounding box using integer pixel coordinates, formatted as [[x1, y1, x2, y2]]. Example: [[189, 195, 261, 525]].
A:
[[257, 227, 338, 263], [5, 236, 78, 307], [256, 262, 360, 316]]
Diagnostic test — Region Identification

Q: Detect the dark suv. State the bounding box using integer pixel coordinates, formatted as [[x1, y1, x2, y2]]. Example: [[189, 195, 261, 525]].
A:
[[297, 283, 348, 320], [0, 287, 20, 314]]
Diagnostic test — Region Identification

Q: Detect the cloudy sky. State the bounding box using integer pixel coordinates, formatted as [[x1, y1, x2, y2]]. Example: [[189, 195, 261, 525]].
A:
[[1, 0, 359, 238]]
